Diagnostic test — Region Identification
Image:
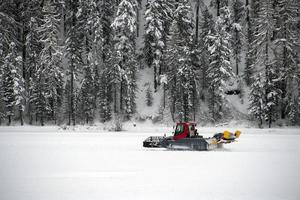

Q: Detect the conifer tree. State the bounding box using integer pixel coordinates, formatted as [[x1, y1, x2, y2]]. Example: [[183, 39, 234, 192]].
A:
[[166, 0, 196, 122], [86, 0, 103, 112], [80, 66, 94, 124], [206, 7, 234, 122], [144, 0, 164, 91], [100, 0, 116, 62], [199, 8, 214, 99], [248, 73, 265, 128], [0, 66, 4, 125], [29, 71, 48, 126], [231, 0, 244, 75], [274, 0, 299, 120], [1, 42, 25, 125], [26, 16, 41, 124], [65, 0, 84, 125], [99, 68, 112, 122], [144, 0, 174, 91], [111, 0, 138, 118], [2, 56, 15, 125], [0, 3, 19, 64], [252, 0, 279, 128], [244, 0, 260, 86], [287, 94, 300, 125], [39, 0, 64, 124]]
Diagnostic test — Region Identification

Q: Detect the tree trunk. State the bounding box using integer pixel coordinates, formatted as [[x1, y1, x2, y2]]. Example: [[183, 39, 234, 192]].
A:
[[212, 87, 215, 122], [235, 30, 239, 75], [8, 115, 11, 126], [217, 0, 220, 16], [68, 110, 71, 126], [280, 26, 288, 119], [120, 80, 123, 112], [29, 102, 33, 125], [70, 69, 75, 126], [54, 112, 57, 125], [245, 0, 251, 84], [163, 83, 166, 109], [246, 0, 249, 22], [114, 83, 117, 113], [22, 21, 26, 81], [193, 88, 196, 122], [41, 114, 44, 126], [154, 66, 157, 92], [70, 8, 76, 126], [20, 109, 24, 126], [195, 0, 200, 44], [259, 115, 263, 128], [265, 36, 272, 128], [136, 4, 139, 37], [63, 7, 66, 37]]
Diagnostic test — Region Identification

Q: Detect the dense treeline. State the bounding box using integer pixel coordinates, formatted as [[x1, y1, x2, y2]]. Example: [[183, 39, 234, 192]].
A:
[[0, 0, 299, 127]]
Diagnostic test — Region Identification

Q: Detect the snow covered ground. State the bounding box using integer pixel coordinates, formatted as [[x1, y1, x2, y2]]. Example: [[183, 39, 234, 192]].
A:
[[0, 125, 300, 200]]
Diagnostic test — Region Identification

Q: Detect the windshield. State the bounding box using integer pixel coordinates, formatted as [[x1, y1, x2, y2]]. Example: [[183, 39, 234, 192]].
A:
[[174, 124, 184, 135]]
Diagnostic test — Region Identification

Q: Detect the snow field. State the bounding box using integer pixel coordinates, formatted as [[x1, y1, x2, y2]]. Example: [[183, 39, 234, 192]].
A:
[[0, 126, 300, 200]]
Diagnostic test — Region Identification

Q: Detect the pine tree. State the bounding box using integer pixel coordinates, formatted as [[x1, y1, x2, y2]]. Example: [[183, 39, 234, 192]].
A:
[[231, 0, 244, 75], [2, 55, 15, 125], [199, 8, 214, 100], [65, 0, 84, 125], [263, 70, 281, 128], [287, 94, 300, 125], [144, 0, 174, 91], [99, 0, 116, 62], [99, 68, 112, 122], [79, 66, 94, 124], [175, 0, 197, 121], [192, 0, 205, 44], [26, 16, 41, 124], [274, 0, 299, 120], [85, 0, 103, 114], [0, 3, 20, 121], [29, 71, 48, 126], [1, 42, 25, 125], [111, 0, 138, 119], [206, 7, 234, 122], [0, 65, 4, 125], [166, 0, 196, 122], [252, 0, 279, 128], [39, 0, 64, 124], [244, 0, 260, 86], [248, 73, 265, 128], [174, 0, 194, 43], [144, 0, 164, 91], [0, 2, 19, 64]]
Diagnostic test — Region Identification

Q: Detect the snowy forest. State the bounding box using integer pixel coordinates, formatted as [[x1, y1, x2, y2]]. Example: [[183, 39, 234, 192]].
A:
[[0, 0, 299, 128]]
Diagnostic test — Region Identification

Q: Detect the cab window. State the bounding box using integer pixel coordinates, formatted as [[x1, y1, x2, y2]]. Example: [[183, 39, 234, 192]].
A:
[[174, 124, 184, 135]]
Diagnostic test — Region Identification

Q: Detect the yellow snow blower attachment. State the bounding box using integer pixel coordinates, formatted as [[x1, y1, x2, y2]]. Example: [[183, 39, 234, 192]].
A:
[[219, 130, 241, 144]]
